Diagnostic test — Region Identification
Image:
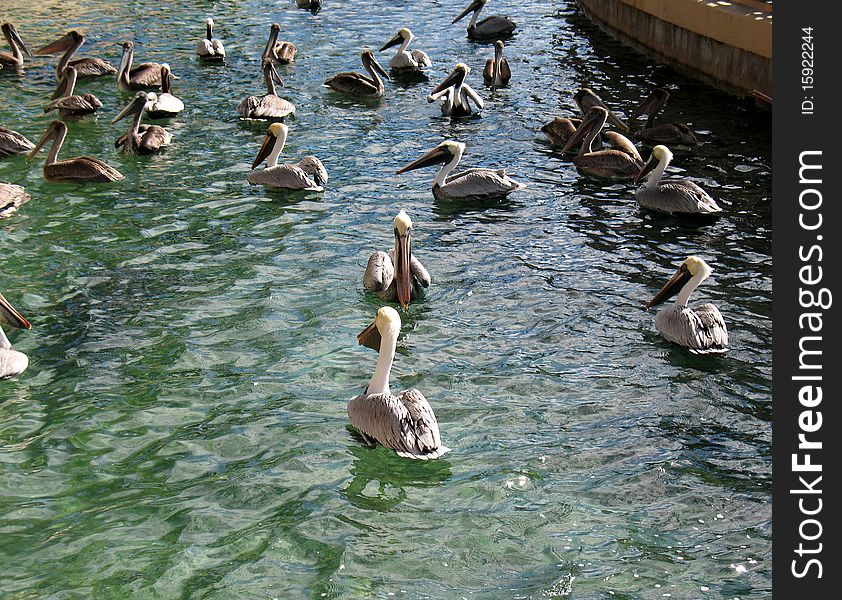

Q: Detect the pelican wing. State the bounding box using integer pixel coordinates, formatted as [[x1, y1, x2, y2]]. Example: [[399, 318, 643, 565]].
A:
[[364, 251, 394, 295], [691, 303, 729, 353], [0, 127, 34, 157], [574, 150, 641, 179], [237, 95, 295, 119], [541, 117, 580, 146], [472, 16, 516, 38], [139, 125, 171, 153], [45, 93, 102, 114], [246, 164, 320, 190], [603, 131, 641, 161], [442, 168, 525, 198], [483, 58, 494, 83], [654, 305, 728, 354], [68, 57, 116, 77], [129, 62, 164, 88], [498, 57, 511, 83], [46, 157, 123, 183], [410, 255, 431, 288], [410, 49, 431, 67], [149, 93, 184, 116], [635, 122, 697, 146], [196, 39, 214, 56], [0, 183, 30, 218], [636, 180, 721, 215], [325, 72, 378, 96]]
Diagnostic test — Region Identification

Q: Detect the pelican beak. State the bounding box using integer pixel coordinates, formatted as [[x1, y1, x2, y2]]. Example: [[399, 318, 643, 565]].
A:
[[633, 155, 658, 184], [605, 109, 629, 132], [357, 320, 382, 352], [453, 0, 481, 24], [251, 130, 277, 170], [631, 90, 662, 120], [0, 293, 31, 330], [265, 60, 284, 86], [380, 32, 403, 51], [35, 31, 75, 55], [561, 110, 599, 153], [396, 145, 450, 174], [364, 53, 391, 81], [430, 67, 466, 95], [646, 264, 692, 309], [112, 92, 147, 124], [26, 122, 58, 162], [575, 89, 628, 132], [394, 229, 412, 309], [6, 25, 32, 57]]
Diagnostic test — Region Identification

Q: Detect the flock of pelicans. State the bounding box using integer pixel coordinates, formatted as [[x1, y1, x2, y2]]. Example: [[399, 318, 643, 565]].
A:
[[1, 0, 730, 461]]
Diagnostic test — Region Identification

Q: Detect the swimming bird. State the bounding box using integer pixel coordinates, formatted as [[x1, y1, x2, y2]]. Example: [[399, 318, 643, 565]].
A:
[[633, 145, 721, 215], [296, 0, 322, 13], [247, 122, 327, 191], [427, 63, 483, 117], [364, 210, 431, 308], [146, 64, 183, 118], [350, 306, 450, 460], [116, 41, 166, 91], [35, 30, 116, 79], [237, 58, 296, 119], [0, 183, 30, 218], [263, 23, 296, 65], [562, 106, 643, 179], [541, 88, 628, 147], [0, 126, 35, 158], [196, 18, 225, 61], [646, 256, 728, 354], [397, 140, 525, 200], [483, 40, 510, 89], [27, 120, 123, 183], [44, 66, 102, 119], [0, 22, 31, 68], [631, 88, 698, 146], [380, 28, 431, 72], [325, 51, 390, 99], [113, 92, 172, 155], [0, 292, 31, 379], [452, 0, 516, 40]]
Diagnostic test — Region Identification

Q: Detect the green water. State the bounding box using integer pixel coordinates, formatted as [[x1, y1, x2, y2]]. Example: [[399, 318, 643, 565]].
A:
[[1, 1, 771, 597]]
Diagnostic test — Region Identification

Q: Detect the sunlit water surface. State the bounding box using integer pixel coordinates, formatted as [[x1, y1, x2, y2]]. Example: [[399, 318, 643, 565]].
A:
[[1, 1, 771, 597]]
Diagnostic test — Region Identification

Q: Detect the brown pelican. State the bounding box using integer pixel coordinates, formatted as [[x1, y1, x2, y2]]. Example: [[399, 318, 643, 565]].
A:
[[427, 63, 483, 118], [27, 120, 123, 183], [0, 183, 30, 218], [247, 122, 328, 191], [380, 28, 431, 72], [325, 51, 390, 99], [0, 292, 31, 379], [196, 18, 225, 61], [634, 145, 721, 215], [483, 40, 510, 89], [237, 58, 296, 120], [0, 126, 35, 158], [263, 23, 296, 65], [562, 106, 643, 179], [350, 306, 450, 460], [453, 0, 516, 40], [364, 211, 431, 308], [35, 30, 116, 79], [0, 23, 31, 68], [646, 256, 728, 354], [398, 140, 525, 200], [113, 92, 172, 155], [146, 64, 183, 118], [631, 88, 698, 146], [44, 66, 102, 118], [296, 0, 322, 13], [116, 41, 166, 91]]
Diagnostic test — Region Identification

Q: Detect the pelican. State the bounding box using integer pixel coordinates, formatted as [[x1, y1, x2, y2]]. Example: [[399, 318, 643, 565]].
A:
[[350, 306, 450, 460], [483, 40, 510, 89], [380, 28, 431, 72], [237, 58, 296, 120], [397, 140, 525, 200], [196, 18, 225, 61], [0, 183, 30, 218], [113, 92, 172, 155], [452, 0, 516, 40], [0, 292, 31, 379], [364, 211, 431, 308], [562, 106, 643, 179], [541, 88, 627, 147], [0, 126, 34, 158], [325, 51, 390, 99], [263, 23, 296, 65], [27, 120, 123, 183], [146, 64, 183, 118], [631, 88, 698, 146], [44, 66, 102, 118], [116, 41, 166, 91], [633, 145, 721, 215], [34, 30, 116, 79], [574, 88, 629, 132], [427, 63, 483, 118], [0, 22, 31, 68], [646, 256, 728, 354], [247, 122, 327, 191], [296, 0, 322, 13]]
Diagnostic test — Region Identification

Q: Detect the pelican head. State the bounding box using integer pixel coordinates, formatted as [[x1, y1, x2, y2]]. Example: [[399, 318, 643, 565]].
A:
[[112, 91, 151, 124], [561, 105, 609, 153], [262, 57, 284, 87], [634, 144, 673, 183], [573, 88, 629, 132], [357, 306, 401, 352], [430, 63, 469, 95], [251, 122, 288, 169], [35, 30, 84, 55], [0, 293, 31, 330], [495, 39, 504, 55], [27, 120, 67, 161], [361, 50, 390, 81], [1, 23, 32, 57], [631, 87, 670, 120], [381, 27, 413, 51], [397, 140, 465, 174], [205, 18, 215, 38], [392, 210, 414, 308], [453, 0, 488, 23], [646, 256, 711, 309]]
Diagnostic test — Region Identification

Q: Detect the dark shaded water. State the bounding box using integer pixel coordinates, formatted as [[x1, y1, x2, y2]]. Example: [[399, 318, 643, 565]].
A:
[[1, 1, 771, 597]]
